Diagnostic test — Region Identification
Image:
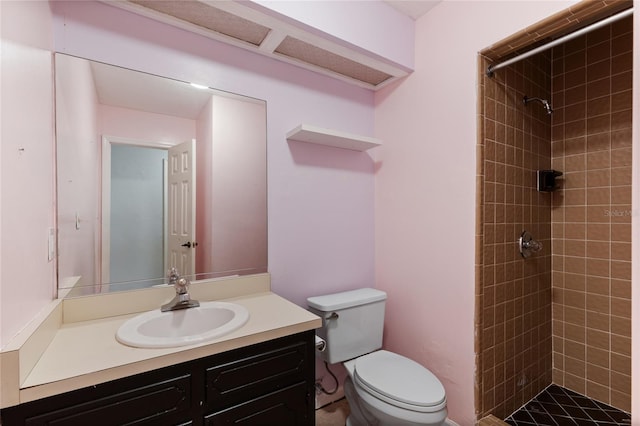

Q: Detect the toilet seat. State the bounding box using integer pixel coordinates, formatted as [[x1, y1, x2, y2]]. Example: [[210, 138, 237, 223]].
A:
[[353, 350, 446, 413]]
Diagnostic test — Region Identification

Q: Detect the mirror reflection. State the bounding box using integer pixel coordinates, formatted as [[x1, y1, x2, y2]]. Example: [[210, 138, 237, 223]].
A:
[[55, 54, 267, 296]]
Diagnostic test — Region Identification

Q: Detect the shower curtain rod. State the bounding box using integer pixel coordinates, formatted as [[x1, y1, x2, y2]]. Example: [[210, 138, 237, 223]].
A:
[[486, 7, 634, 77]]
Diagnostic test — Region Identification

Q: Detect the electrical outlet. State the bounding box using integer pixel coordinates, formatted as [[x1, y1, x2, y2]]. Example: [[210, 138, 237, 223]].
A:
[[48, 228, 56, 262]]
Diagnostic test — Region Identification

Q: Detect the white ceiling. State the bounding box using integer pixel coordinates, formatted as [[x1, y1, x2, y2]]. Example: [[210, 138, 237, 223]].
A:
[[383, 0, 441, 20]]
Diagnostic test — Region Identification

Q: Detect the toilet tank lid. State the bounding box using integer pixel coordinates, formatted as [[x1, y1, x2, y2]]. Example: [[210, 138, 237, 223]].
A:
[[307, 288, 387, 311]]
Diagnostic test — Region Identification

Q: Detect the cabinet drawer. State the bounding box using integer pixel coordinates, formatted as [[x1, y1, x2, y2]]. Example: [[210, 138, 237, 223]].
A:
[[205, 340, 308, 406], [204, 382, 310, 425], [23, 374, 192, 426]]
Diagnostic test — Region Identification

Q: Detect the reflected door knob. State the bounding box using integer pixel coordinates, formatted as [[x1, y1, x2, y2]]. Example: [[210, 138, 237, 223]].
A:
[[181, 241, 198, 248]]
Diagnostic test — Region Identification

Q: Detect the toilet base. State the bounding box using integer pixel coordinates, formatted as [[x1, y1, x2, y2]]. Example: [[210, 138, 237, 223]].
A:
[[344, 376, 447, 426], [345, 416, 360, 426], [344, 376, 379, 425], [347, 415, 459, 426]]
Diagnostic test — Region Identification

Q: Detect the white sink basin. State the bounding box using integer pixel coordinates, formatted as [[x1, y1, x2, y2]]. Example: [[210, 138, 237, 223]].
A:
[[116, 301, 250, 348]]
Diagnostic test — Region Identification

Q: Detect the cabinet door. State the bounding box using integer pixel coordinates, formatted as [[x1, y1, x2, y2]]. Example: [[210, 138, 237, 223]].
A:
[[206, 340, 308, 409], [6, 375, 192, 426], [204, 382, 310, 426]]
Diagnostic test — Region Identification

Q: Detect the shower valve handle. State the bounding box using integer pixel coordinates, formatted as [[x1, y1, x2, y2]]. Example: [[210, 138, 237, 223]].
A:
[[519, 231, 542, 258]]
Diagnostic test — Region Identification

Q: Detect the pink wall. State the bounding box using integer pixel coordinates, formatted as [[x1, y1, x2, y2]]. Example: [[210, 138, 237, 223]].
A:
[[0, 1, 55, 348], [210, 95, 267, 274], [374, 1, 579, 423], [196, 94, 268, 276], [56, 53, 100, 290], [196, 97, 214, 274], [99, 105, 195, 144]]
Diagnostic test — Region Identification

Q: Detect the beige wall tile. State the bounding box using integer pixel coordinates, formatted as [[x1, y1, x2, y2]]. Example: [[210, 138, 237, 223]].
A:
[[564, 373, 586, 394], [610, 371, 631, 394], [586, 169, 610, 187], [610, 353, 631, 375], [585, 258, 609, 277], [610, 335, 631, 356], [586, 346, 610, 368], [610, 390, 632, 413], [586, 363, 610, 387], [611, 242, 631, 261], [586, 241, 609, 259], [586, 293, 610, 314], [611, 316, 631, 337], [586, 311, 609, 331], [611, 185, 631, 204], [611, 260, 631, 280], [611, 224, 631, 242], [610, 165, 631, 184], [586, 276, 609, 295], [611, 279, 631, 299], [610, 297, 631, 319], [586, 329, 610, 351], [586, 187, 610, 205], [586, 223, 610, 241], [586, 380, 610, 404], [565, 357, 586, 378]]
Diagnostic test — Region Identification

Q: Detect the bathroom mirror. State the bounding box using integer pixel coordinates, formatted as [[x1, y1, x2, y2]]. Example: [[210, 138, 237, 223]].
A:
[[55, 53, 267, 296]]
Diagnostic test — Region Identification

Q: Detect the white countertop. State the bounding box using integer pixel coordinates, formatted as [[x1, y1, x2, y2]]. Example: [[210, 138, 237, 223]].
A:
[[0, 274, 321, 407]]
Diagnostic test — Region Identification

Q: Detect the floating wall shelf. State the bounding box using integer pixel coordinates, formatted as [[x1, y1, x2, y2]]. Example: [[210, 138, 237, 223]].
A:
[[286, 124, 382, 151], [110, 1, 410, 90]]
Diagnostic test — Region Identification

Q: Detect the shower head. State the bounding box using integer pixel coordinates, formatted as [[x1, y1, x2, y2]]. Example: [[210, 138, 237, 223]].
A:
[[523, 95, 553, 115]]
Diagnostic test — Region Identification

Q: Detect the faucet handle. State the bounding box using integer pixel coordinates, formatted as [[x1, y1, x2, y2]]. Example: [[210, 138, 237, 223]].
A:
[[161, 267, 199, 311], [168, 267, 180, 282], [175, 277, 190, 295], [518, 230, 543, 258]]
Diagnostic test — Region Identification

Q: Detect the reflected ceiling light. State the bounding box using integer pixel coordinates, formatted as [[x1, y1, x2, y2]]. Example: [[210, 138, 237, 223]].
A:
[[190, 82, 209, 90]]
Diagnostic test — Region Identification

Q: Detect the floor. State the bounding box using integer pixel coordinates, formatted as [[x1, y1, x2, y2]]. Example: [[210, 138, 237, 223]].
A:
[[316, 398, 349, 426], [505, 385, 631, 426]]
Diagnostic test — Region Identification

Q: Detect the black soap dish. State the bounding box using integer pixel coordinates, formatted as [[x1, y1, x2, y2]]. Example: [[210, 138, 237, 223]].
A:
[[537, 170, 562, 192]]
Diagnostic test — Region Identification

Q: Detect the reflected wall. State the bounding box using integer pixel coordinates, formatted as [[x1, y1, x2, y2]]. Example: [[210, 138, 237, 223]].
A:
[[56, 54, 267, 295]]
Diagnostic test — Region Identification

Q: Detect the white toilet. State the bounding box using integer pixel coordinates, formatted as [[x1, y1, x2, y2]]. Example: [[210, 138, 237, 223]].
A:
[[307, 288, 448, 426]]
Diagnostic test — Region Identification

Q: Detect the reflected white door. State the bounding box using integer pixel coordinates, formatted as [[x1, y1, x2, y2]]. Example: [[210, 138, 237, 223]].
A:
[[167, 140, 196, 277]]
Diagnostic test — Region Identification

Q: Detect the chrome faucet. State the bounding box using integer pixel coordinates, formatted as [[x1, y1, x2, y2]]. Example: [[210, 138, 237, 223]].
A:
[[161, 268, 200, 312]]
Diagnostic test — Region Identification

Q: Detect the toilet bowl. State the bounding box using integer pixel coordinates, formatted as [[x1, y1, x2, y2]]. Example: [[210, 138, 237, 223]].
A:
[[343, 350, 447, 426], [307, 288, 449, 426]]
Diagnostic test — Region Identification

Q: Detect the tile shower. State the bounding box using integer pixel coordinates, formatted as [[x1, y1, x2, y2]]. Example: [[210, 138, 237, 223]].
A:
[[476, 3, 632, 422]]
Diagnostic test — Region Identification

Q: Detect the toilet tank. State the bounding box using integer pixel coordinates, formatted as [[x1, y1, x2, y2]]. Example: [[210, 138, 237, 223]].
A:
[[307, 288, 386, 364]]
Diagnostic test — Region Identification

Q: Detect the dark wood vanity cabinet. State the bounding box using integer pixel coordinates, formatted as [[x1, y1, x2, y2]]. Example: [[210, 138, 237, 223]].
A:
[[0, 331, 315, 426]]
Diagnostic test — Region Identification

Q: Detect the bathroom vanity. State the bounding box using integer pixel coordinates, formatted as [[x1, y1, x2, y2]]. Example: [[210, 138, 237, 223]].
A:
[[1, 332, 314, 425], [0, 274, 320, 426]]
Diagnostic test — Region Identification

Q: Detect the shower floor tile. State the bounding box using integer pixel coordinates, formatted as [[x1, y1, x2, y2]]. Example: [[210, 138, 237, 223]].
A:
[[505, 385, 631, 426]]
